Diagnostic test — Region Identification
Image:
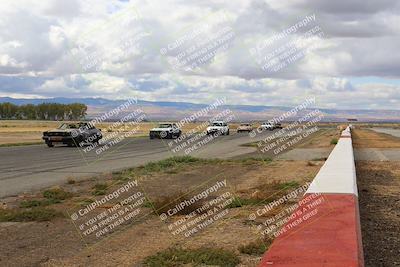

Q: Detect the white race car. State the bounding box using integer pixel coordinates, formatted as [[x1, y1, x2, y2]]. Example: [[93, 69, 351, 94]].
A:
[[206, 121, 230, 135], [149, 123, 182, 139], [237, 123, 253, 133], [260, 122, 282, 131]]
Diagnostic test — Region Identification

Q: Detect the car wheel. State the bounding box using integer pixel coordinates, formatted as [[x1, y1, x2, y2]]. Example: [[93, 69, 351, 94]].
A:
[[75, 139, 84, 147], [47, 142, 54, 147], [227, 130, 230, 135]]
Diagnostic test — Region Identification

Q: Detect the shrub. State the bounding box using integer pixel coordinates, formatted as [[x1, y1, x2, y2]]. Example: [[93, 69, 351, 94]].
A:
[[113, 156, 218, 178], [66, 178, 76, 184], [92, 183, 108, 196], [151, 192, 204, 215], [307, 161, 317, 166], [19, 199, 58, 208], [239, 239, 272, 256], [272, 181, 300, 190], [74, 198, 95, 207], [226, 197, 267, 208], [144, 247, 239, 267], [0, 208, 61, 222], [237, 157, 272, 165], [140, 156, 202, 173], [43, 188, 73, 201]]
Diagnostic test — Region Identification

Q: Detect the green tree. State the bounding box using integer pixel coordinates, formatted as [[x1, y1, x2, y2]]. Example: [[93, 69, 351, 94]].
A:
[[0, 102, 18, 119], [68, 103, 87, 120], [0, 102, 87, 121], [20, 104, 37, 119]]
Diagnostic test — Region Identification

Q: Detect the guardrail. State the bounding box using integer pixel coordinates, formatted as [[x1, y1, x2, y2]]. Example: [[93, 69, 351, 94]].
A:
[[259, 126, 364, 267]]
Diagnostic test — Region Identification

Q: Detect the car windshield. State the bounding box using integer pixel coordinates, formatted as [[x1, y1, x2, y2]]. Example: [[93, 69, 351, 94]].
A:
[[211, 122, 222, 126], [158, 124, 172, 128], [58, 123, 79, 129]]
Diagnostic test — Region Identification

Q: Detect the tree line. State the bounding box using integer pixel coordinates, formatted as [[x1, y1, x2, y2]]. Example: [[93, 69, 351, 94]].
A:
[[0, 102, 87, 120]]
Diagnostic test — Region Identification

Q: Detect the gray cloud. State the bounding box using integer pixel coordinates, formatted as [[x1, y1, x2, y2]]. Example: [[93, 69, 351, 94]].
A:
[[292, 0, 399, 15], [0, 0, 399, 109]]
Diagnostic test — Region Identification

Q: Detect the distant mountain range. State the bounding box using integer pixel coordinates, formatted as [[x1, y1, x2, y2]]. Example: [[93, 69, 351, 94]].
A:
[[1, 97, 399, 122]]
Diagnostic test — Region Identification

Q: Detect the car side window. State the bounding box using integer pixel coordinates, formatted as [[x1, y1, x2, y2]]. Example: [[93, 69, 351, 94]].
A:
[[85, 124, 94, 130]]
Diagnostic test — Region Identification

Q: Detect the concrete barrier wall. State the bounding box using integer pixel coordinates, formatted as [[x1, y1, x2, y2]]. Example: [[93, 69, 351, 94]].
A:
[[259, 126, 364, 267]]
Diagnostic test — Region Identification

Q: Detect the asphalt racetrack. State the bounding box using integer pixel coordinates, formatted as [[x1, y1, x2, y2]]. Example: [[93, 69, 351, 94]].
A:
[[0, 130, 281, 198]]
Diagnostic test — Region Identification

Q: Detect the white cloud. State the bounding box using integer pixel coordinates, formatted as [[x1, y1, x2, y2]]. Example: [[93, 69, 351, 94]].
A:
[[0, 54, 28, 68], [0, 0, 399, 110]]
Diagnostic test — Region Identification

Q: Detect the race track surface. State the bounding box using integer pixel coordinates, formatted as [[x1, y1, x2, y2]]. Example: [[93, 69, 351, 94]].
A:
[[0, 131, 275, 197]]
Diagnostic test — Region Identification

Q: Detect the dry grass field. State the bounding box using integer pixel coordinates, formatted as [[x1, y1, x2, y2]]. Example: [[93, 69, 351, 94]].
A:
[[0, 120, 59, 145], [0, 156, 321, 266], [352, 128, 400, 148]]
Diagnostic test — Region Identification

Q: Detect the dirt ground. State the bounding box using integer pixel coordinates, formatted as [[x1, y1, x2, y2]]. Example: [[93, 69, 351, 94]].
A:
[[356, 161, 400, 267], [0, 159, 321, 267], [353, 128, 400, 267], [352, 128, 400, 148], [357, 123, 400, 129], [297, 128, 341, 148]]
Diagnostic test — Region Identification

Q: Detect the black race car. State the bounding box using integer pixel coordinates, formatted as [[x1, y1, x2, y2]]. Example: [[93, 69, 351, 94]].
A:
[[43, 122, 102, 147]]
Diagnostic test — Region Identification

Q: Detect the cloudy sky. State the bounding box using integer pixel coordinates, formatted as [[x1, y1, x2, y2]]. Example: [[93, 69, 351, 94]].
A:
[[0, 0, 399, 109]]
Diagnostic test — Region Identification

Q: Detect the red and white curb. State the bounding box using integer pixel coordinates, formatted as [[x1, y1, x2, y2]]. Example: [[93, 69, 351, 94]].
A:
[[259, 126, 364, 267]]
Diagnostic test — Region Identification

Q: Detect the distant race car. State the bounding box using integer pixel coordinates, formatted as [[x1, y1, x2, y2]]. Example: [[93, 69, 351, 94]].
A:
[[260, 122, 282, 131], [149, 123, 182, 139], [237, 123, 253, 133], [43, 122, 102, 147], [206, 121, 230, 135]]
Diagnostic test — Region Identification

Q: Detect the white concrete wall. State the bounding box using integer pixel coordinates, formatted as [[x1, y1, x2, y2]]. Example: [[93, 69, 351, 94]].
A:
[[306, 126, 358, 195]]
